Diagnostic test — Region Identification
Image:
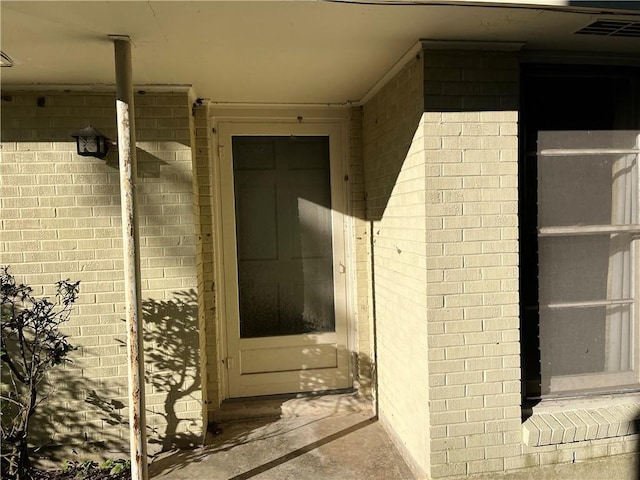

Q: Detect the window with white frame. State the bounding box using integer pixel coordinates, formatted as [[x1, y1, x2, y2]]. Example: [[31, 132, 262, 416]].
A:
[[536, 130, 639, 396], [520, 64, 640, 400]]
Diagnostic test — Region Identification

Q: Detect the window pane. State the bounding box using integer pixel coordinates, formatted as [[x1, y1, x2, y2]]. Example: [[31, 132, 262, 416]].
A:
[[537, 130, 638, 227], [538, 154, 615, 226], [540, 306, 607, 377], [538, 234, 632, 305], [535, 129, 639, 396], [539, 304, 634, 395]]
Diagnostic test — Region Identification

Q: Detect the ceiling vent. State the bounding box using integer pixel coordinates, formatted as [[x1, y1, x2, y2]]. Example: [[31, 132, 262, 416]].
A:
[[575, 20, 640, 38]]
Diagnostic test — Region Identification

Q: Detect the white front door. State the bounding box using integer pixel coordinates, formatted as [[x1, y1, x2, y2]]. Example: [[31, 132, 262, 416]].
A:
[[218, 122, 351, 398]]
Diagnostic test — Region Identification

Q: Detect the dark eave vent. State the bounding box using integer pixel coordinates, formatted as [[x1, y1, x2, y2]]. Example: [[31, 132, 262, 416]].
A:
[[575, 20, 640, 38]]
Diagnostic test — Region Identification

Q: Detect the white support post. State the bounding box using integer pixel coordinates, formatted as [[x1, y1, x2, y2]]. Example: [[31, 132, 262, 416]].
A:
[[111, 35, 148, 480]]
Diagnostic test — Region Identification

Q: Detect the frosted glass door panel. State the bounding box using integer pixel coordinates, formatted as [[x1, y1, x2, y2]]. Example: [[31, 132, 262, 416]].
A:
[[233, 136, 335, 338]]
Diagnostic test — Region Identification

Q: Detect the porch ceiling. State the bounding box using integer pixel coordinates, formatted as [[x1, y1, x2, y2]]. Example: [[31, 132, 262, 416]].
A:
[[1, 1, 639, 104]]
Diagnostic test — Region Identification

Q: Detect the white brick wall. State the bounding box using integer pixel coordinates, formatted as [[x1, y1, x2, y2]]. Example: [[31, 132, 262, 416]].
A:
[[423, 49, 521, 478], [191, 99, 220, 415], [3, 57, 637, 476], [349, 106, 376, 397], [362, 53, 431, 477], [0, 91, 203, 451], [363, 46, 639, 478]]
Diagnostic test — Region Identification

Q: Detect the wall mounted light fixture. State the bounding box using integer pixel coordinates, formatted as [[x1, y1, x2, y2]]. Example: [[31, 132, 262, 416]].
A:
[[0, 52, 14, 67], [71, 126, 110, 158]]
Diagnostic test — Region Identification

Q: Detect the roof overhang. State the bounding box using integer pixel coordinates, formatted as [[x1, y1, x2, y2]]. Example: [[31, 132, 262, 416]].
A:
[[1, 1, 639, 104]]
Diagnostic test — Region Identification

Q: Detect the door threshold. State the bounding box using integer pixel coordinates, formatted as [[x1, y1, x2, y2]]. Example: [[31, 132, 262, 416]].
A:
[[212, 388, 369, 423]]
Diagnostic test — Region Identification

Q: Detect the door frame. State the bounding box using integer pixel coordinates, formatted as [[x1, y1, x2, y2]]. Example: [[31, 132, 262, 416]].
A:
[[210, 108, 354, 399]]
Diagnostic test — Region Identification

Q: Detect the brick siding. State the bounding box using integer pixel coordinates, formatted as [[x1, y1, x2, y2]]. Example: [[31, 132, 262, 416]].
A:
[[191, 100, 220, 415], [362, 52, 431, 476], [422, 49, 522, 478], [0, 90, 203, 451], [362, 46, 639, 478], [349, 106, 376, 397]]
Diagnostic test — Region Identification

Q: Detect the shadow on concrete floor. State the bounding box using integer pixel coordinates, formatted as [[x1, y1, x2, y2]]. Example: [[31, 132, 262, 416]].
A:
[[149, 392, 416, 480]]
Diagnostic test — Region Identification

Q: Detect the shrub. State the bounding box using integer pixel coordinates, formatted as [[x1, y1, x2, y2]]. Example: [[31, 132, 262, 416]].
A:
[[1, 267, 80, 479]]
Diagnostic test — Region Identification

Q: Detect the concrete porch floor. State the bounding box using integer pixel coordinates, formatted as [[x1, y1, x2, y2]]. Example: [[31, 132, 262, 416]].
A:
[[148, 391, 416, 480], [148, 390, 640, 480]]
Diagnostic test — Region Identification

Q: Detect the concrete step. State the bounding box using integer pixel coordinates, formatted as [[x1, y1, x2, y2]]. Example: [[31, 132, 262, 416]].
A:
[[211, 390, 373, 424]]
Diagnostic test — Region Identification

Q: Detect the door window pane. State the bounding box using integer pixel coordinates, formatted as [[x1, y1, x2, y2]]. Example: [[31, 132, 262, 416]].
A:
[[233, 136, 336, 338]]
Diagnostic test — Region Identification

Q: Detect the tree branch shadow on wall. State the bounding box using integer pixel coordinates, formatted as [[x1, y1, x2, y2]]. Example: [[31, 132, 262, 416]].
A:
[[23, 361, 128, 467], [106, 290, 203, 453], [25, 289, 202, 468], [140, 290, 202, 451]]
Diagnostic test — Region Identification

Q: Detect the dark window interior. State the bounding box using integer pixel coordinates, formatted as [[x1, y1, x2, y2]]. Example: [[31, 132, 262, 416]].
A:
[[519, 64, 640, 402]]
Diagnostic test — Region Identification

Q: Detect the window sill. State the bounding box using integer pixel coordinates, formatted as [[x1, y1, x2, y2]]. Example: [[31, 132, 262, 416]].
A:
[[522, 393, 640, 446]]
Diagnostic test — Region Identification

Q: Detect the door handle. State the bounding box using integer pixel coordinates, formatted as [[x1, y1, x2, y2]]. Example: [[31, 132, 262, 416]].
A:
[[338, 263, 346, 274]]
